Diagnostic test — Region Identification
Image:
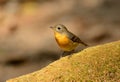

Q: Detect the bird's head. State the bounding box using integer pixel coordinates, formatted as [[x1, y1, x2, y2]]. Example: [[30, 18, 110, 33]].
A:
[[50, 24, 68, 34]]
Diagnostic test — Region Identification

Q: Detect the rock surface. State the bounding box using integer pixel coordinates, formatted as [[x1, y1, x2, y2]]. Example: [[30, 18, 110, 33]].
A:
[[7, 40, 120, 82]]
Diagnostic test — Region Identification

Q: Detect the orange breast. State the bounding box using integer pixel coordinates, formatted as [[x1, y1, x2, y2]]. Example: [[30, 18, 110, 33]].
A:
[[55, 32, 79, 51], [55, 35, 70, 46]]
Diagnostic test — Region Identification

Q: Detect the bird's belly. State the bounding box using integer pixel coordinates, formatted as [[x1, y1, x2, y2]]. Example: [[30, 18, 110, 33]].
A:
[[55, 35, 78, 51]]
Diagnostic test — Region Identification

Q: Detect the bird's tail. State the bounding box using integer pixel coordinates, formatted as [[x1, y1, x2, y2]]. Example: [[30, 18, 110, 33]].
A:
[[81, 41, 88, 46]]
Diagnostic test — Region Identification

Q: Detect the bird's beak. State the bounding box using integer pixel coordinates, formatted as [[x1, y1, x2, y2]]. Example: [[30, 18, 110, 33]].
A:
[[50, 26, 54, 30], [50, 26, 54, 29]]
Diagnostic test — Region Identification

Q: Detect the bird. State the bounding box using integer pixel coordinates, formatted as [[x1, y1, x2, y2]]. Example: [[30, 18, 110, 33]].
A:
[[50, 24, 88, 57]]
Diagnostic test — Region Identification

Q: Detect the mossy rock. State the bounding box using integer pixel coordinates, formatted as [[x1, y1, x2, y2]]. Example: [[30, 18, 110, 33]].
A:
[[7, 40, 120, 82]]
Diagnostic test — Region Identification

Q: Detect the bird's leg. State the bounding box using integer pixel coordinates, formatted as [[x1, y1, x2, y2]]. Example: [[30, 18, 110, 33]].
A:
[[60, 51, 64, 58], [68, 50, 75, 58], [60, 51, 66, 58], [71, 49, 75, 53], [60, 50, 75, 58], [60, 51, 70, 58]]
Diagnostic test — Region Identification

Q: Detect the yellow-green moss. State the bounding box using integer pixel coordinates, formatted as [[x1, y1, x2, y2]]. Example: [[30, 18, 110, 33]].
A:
[[7, 40, 120, 82]]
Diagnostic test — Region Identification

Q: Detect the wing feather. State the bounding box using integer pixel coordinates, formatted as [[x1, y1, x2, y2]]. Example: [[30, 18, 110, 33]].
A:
[[68, 32, 88, 46]]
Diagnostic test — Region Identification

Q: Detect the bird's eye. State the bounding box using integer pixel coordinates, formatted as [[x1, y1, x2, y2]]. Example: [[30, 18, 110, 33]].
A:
[[57, 27, 61, 30]]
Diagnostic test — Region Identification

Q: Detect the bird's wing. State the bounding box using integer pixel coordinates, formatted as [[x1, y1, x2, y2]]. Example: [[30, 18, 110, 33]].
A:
[[69, 32, 88, 46]]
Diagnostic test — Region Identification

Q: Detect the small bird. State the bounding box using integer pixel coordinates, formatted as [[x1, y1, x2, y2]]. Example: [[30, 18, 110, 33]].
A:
[[50, 24, 88, 57]]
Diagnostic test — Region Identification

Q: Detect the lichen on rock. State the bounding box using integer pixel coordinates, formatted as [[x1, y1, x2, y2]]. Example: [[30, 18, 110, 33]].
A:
[[7, 40, 120, 82]]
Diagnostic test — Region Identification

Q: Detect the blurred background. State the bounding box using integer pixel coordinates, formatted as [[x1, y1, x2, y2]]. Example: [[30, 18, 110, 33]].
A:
[[0, 0, 120, 81]]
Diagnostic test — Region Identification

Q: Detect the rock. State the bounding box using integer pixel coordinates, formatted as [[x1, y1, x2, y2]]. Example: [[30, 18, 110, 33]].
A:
[[6, 40, 120, 82]]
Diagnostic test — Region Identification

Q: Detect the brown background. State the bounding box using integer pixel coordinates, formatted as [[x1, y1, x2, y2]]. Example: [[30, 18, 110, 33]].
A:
[[0, 0, 120, 81]]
